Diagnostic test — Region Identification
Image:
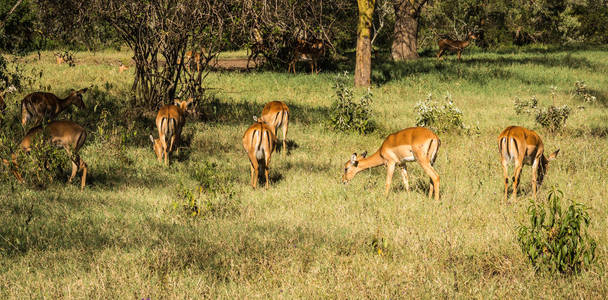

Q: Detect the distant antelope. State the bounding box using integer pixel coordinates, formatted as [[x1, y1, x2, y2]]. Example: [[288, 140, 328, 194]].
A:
[[0, 90, 6, 116], [499, 126, 559, 202], [437, 31, 478, 61], [20, 88, 88, 128], [55, 53, 64, 65], [150, 98, 193, 166], [255, 101, 289, 154], [342, 127, 441, 200], [242, 119, 276, 188], [288, 39, 325, 74], [118, 62, 129, 73], [246, 42, 267, 70], [180, 50, 206, 73], [6, 120, 88, 190]]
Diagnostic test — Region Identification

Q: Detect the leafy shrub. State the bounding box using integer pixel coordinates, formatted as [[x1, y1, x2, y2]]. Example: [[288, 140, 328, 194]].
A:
[[535, 105, 572, 132], [514, 96, 538, 115], [517, 189, 597, 275], [415, 93, 471, 133], [573, 81, 596, 103], [329, 72, 375, 134]]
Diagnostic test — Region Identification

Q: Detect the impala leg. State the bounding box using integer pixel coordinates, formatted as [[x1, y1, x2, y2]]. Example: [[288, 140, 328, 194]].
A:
[[531, 157, 540, 201], [69, 159, 77, 184], [249, 155, 259, 189], [400, 165, 410, 193], [501, 158, 509, 202], [79, 158, 87, 190], [419, 159, 440, 200], [282, 123, 288, 156], [264, 153, 272, 189], [437, 49, 444, 59], [511, 160, 523, 202], [457, 50, 462, 61], [385, 162, 396, 196]]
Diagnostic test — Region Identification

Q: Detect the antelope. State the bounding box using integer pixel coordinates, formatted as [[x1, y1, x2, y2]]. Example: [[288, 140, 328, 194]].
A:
[[437, 31, 478, 61], [149, 98, 193, 166], [342, 127, 441, 200], [498, 126, 559, 202], [242, 119, 276, 189], [0, 91, 5, 116], [118, 62, 129, 73], [7, 120, 88, 190], [55, 53, 64, 65], [20, 88, 88, 128], [246, 42, 267, 70], [182, 50, 205, 73], [255, 101, 289, 154], [288, 39, 325, 74]]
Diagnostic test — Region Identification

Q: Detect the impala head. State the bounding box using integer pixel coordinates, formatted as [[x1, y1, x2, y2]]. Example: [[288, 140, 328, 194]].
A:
[[467, 31, 478, 40], [174, 98, 194, 113], [149, 135, 163, 162], [537, 149, 559, 185], [69, 88, 88, 109], [342, 151, 367, 184]]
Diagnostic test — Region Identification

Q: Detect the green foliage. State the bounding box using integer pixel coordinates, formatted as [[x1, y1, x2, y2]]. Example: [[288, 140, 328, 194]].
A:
[[329, 72, 375, 134], [415, 93, 471, 133], [573, 81, 596, 103], [513, 96, 538, 115], [517, 189, 597, 275], [535, 105, 572, 133]]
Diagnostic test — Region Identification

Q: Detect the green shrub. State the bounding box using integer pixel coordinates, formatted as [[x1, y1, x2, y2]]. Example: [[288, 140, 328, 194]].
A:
[[535, 105, 572, 132], [517, 189, 597, 275], [415, 93, 470, 133], [513, 96, 538, 115], [329, 72, 375, 134], [573, 81, 596, 103]]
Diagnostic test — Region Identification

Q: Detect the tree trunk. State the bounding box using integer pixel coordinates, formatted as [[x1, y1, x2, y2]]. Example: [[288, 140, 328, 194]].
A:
[[355, 0, 375, 88], [391, 0, 422, 61]]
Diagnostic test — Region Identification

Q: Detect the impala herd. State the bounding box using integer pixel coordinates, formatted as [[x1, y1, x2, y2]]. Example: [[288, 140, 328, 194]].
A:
[[1, 84, 559, 202]]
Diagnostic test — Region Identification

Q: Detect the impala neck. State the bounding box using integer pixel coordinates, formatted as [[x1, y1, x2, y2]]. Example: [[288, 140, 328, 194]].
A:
[[59, 95, 74, 109], [461, 40, 470, 48], [356, 151, 384, 172]]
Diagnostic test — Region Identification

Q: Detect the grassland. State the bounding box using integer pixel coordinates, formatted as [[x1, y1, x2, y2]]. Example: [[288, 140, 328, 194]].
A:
[[0, 46, 607, 298]]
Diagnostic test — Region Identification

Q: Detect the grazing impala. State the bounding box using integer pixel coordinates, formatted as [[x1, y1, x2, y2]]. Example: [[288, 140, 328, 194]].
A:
[[242, 119, 276, 189], [437, 31, 478, 61], [499, 126, 559, 202], [288, 39, 325, 74], [342, 127, 441, 200], [255, 101, 289, 154], [149, 98, 193, 165], [20, 88, 88, 128], [10, 120, 88, 190]]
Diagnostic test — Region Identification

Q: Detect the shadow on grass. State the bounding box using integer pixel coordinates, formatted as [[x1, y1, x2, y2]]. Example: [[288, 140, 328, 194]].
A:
[[371, 53, 603, 86]]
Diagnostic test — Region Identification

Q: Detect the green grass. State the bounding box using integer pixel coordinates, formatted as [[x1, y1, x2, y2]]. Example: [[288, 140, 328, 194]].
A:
[[1, 47, 607, 298]]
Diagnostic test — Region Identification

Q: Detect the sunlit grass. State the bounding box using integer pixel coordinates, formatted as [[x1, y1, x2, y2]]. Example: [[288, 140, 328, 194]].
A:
[[1, 47, 607, 298]]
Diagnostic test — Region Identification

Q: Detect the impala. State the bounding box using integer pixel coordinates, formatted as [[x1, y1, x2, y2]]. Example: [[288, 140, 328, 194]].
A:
[[342, 127, 441, 200], [437, 31, 478, 61], [9, 120, 88, 190], [0, 90, 5, 116], [246, 41, 267, 70], [499, 126, 559, 202], [255, 101, 289, 154], [20, 88, 88, 128], [288, 39, 325, 74], [242, 119, 276, 189], [149, 98, 193, 165], [55, 53, 64, 65], [118, 62, 129, 73]]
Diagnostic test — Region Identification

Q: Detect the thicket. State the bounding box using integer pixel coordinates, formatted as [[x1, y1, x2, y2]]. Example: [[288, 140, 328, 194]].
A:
[[329, 72, 376, 134]]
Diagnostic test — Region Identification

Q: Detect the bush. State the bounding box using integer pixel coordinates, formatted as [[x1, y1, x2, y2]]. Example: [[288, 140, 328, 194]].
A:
[[573, 81, 596, 103], [535, 105, 572, 132], [514, 96, 538, 115], [517, 189, 597, 275], [415, 93, 471, 133], [329, 72, 375, 134]]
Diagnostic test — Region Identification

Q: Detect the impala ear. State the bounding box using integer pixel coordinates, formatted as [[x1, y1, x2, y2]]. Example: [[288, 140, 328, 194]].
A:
[[173, 99, 181, 106], [350, 153, 357, 164], [253, 115, 258, 122], [149, 135, 155, 144], [548, 149, 560, 160], [79, 88, 88, 94], [361, 151, 367, 158]]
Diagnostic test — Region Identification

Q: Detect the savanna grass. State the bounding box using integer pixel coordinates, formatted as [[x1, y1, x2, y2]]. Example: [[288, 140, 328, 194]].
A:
[[0, 46, 607, 298]]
